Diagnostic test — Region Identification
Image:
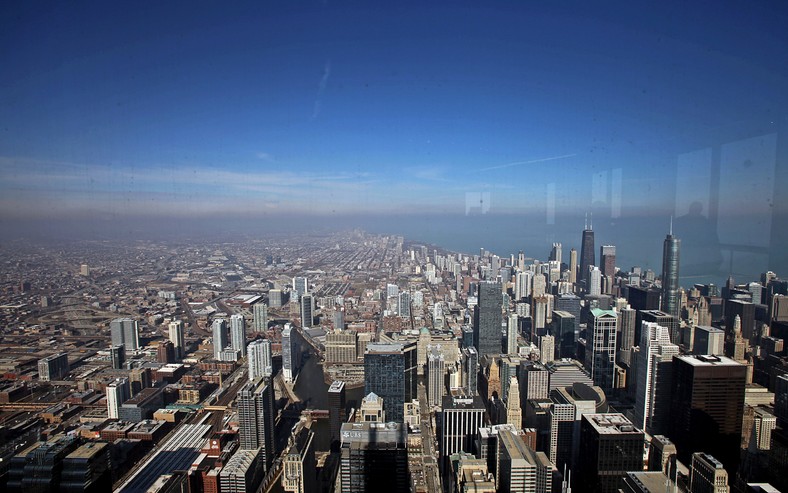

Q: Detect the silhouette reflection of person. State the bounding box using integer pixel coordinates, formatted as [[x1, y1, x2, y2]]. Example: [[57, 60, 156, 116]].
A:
[[674, 201, 722, 277]]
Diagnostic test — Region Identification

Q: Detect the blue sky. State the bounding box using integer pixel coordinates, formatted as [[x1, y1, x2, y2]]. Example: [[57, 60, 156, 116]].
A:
[[1, 1, 787, 219]]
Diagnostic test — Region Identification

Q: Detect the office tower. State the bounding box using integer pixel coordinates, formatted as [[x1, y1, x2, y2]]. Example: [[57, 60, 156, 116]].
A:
[[325, 330, 357, 363], [7, 435, 81, 492], [269, 289, 283, 307], [398, 291, 411, 318], [640, 309, 679, 348], [282, 424, 316, 493], [750, 407, 777, 451], [540, 335, 555, 364], [333, 306, 345, 330], [38, 353, 69, 381], [237, 378, 276, 472], [212, 318, 229, 360], [578, 413, 644, 493], [521, 363, 549, 401], [690, 453, 729, 493], [506, 376, 523, 427], [634, 322, 679, 435], [579, 218, 595, 286], [168, 320, 185, 359], [550, 242, 563, 265], [507, 314, 519, 354], [515, 272, 530, 301], [61, 441, 112, 493], [533, 297, 549, 335], [588, 309, 617, 393], [339, 422, 408, 493], [230, 314, 247, 357], [730, 315, 747, 362], [474, 281, 503, 358], [364, 342, 417, 422], [496, 429, 555, 493], [248, 338, 273, 380], [110, 344, 125, 370], [661, 228, 681, 321], [669, 355, 746, 474], [693, 326, 725, 355], [219, 448, 265, 493], [648, 435, 677, 476], [599, 245, 616, 279], [106, 377, 130, 419], [428, 345, 445, 408], [617, 305, 636, 365], [110, 318, 140, 351], [452, 451, 496, 492], [555, 293, 582, 322], [569, 249, 578, 285], [328, 381, 346, 445], [281, 325, 301, 383], [359, 392, 385, 422], [463, 346, 479, 397], [726, 300, 756, 341], [253, 302, 268, 332], [775, 374, 788, 427], [533, 273, 547, 298], [441, 394, 486, 467], [552, 311, 576, 360], [499, 356, 521, 402], [587, 266, 602, 296], [157, 340, 175, 363], [293, 276, 308, 297], [300, 293, 314, 328]]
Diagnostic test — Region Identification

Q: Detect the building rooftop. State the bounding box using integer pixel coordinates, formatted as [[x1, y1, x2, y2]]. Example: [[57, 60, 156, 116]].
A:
[[584, 413, 642, 435], [66, 441, 108, 460], [677, 354, 742, 367]]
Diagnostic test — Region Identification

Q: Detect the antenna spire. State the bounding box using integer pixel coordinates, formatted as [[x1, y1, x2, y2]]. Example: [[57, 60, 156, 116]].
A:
[[670, 215, 673, 236], [584, 213, 588, 230], [589, 212, 593, 230]]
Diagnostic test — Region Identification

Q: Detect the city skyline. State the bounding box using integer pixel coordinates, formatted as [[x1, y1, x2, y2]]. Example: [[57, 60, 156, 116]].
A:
[[1, 2, 787, 222]]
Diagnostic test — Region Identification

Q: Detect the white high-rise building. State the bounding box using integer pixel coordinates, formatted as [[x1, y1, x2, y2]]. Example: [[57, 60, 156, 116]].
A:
[[516, 272, 533, 300], [539, 335, 555, 364], [248, 338, 273, 381], [588, 266, 602, 296], [427, 346, 445, 408], [230, 314, 246, 357], [212, 319, 229, 360], [168, 320, 185, 359], [253, 302, 269, 332], [532, 274, 547, 298], [634, 321, 679, 435], [106, 377, 130, 419], [507, 314, 519, 355], [506, 376, 522, 428]]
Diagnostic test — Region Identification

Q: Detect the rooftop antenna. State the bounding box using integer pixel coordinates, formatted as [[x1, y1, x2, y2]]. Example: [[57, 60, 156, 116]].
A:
[[584, 213, 588, 230], [590, 212, 593, 230], [670, 215, 673, 236]]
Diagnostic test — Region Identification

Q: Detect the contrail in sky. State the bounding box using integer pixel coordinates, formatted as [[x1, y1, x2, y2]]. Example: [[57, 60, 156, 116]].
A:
[[478, 153, 577, 172]]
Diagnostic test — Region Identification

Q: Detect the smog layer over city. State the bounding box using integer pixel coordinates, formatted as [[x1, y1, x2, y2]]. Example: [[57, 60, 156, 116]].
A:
[[1, 2, 787, 493]]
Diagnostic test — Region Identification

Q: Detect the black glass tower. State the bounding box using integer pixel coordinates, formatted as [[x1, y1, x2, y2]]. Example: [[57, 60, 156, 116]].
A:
[[473, 281, 503, 359], [580, 216, 595, 287], [661, 228, 681, 322], [363, 342, 417, 423]]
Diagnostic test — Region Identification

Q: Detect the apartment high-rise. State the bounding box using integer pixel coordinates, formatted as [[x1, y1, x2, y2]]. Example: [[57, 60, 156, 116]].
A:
[[474, 281, 503, 358], [248, 338, 273, 381], [110, 318, 140, 351], [507, 313, 519, 355], [569, 248, 578, 285], [109, 344, 125, 370], [634, 322, 679, 435], [168, 320, 185, 359], [212, 318, 229, 360], [617, 305, 636, 366], [661, 229, 681, 321], [398, 291, 411, 318], [588, 308, 617, 393], [253, 302, 268, 332], [237, 378, 276, 472], [293, 276, 308, 297], [668, 355, 746, 475], [106, 377, 130, 419], [230, 314, 247, 357], [364, 342, 417, 423], [282, 325, 303, 383]]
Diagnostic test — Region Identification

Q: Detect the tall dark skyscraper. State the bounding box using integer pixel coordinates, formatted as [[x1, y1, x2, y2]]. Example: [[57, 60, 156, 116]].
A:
[[474, 281, 503, 358], [580, 215, 595, 287], [668, 355, 746, 476], [661, 227, 681, 322], [237, 377, 276, 472], [364, 342, 417, 423]]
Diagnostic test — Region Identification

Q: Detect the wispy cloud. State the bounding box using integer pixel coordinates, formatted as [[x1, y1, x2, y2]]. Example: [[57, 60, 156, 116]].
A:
[[477, 153, 576, 172], [256, 152, 274, 161], [311, 60, 331, 120]]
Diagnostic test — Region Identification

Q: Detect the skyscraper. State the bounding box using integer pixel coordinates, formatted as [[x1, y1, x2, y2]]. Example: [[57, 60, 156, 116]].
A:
[[599, 245, 616, 279], [507, 313, 519, 355], [569, 248, 578, 285], [38, 353, 69, 381], [634, 322, 679, 435], [579, 217, 595, 287], [668, 355, 746, 475], [300, 293, 314, 328], [578, 413, 644, 493], [212, 318, 229, 360], [248, 338, 273, 380], [364, 342, 417, 422], [293, 276, 308, 297], [230, 314, 247, 357], [106, 377, 130, 419], [689, 453, 729, 493], [588, 308, 617, 393], [550, 243, 563, 264], [339, 422, 408, 493], [588, 266, 602, 296], [110, 318, 140, 351], [168, 320, 185, 360], [398, 291, 411, 318], [441, 394, 486, 468], [661, 227, 681, 321], [496, 429, 555, 493], [328, 381, 346, 446], [616, 305, 636, 366], [506, 376, 522, 428], [474, 281, 503, 358], [427, 345, 445, 408], [253, 302, 268, 332], [552, 311, 577, 360], [463, 346, 479, 397], [237, 377, 276, 472]]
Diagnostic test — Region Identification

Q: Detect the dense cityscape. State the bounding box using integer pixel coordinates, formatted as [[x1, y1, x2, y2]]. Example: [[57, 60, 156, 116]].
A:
[[0, 224, 786, 493]]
